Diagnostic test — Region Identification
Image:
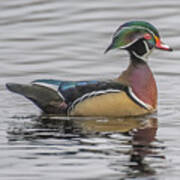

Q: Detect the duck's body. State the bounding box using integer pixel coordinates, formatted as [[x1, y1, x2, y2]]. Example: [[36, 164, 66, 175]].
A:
[[6, 58, 157, 117], [6, 21, 172, 117]]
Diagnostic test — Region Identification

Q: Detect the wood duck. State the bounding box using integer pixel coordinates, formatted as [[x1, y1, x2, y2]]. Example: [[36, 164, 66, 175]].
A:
[[6, 21, 172, 117]]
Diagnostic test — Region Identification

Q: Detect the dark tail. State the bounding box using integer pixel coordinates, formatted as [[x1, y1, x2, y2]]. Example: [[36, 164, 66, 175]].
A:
[[6, 83, 65, 114]]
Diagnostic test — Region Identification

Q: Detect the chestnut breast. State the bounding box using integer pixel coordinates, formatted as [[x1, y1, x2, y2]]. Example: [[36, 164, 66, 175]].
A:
[[128, 63, 157, 108]]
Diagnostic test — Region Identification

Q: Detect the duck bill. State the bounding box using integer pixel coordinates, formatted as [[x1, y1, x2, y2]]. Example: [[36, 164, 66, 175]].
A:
[[155, 38, 173, 51]]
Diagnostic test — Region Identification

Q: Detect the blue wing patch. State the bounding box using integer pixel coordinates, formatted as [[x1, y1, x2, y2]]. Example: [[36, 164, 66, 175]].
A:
[[59, 80, 99, 91], [58, 80, 100, 103]]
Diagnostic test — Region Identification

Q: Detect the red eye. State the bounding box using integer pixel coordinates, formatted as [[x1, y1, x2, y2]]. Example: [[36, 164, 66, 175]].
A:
[[144, 33, 152, 40]]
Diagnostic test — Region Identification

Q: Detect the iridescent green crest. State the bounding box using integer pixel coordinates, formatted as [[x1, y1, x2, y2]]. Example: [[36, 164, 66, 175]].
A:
[[105, 21, 159, 53]]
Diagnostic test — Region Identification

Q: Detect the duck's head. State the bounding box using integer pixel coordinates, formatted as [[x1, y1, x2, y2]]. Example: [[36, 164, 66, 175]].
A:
[[105, 21, 172, 61]]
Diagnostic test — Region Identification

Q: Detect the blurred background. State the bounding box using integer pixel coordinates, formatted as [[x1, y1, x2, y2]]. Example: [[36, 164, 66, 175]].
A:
[[0, 0, 180, 180]]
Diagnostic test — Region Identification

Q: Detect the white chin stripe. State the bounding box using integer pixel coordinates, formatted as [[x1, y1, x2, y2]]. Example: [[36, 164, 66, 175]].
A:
[[143, 40, 153, 58], [132, 51, 148, 61]]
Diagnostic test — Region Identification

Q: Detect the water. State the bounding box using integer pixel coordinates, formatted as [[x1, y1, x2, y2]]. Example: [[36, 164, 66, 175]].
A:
[[1, 0, 180, 179]]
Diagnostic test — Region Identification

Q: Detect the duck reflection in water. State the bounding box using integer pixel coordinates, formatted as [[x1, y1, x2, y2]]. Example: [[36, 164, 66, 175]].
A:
[[127, 118, 162, 178], [8, 115, 164, 178], [78, 116, 164, 177]]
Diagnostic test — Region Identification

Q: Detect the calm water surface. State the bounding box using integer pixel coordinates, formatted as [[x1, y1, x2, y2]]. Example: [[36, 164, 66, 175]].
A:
[[1, 0, 180, 179]]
